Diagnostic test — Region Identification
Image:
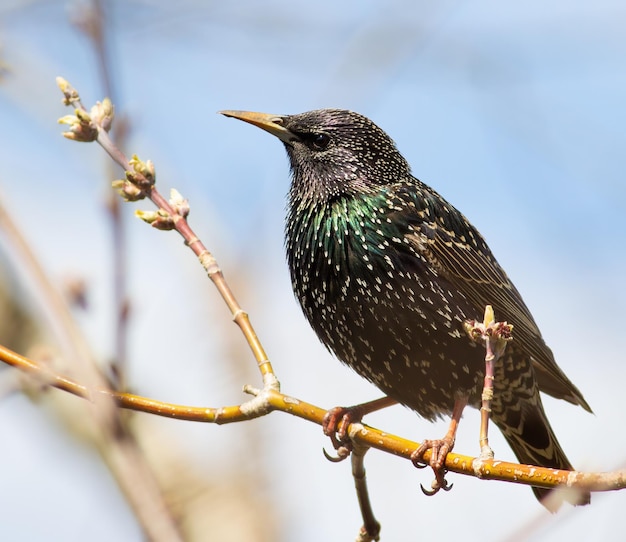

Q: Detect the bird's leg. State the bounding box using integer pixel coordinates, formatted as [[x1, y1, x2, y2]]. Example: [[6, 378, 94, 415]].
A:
[[411, 396, 468, 494], [323, 396, 398, 462]]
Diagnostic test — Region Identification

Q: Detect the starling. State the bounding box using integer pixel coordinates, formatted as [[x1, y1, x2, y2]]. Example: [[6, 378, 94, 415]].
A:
[[221, 109, 591, 508]]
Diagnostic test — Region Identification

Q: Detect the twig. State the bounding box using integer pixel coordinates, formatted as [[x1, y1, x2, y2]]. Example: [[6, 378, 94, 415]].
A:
[[56, 77, 275, 381], [464, 305, 513, 459], [351, 441, 380, 542]]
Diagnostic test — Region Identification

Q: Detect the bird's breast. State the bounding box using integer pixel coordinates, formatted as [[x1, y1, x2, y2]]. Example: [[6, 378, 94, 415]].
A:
[[285, 195, 484, 417]]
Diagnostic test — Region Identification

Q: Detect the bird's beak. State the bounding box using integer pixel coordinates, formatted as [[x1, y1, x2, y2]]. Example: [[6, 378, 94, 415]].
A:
[[219, 110, 295, 144]]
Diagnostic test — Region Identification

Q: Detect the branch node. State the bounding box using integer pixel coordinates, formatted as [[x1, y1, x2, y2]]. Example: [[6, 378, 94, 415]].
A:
[[232, 308, 246, 322], [472, 453, 494, 479], [198, 250, 220, 276], [239, 373, 280, 418], [243, 384, 260, 396]]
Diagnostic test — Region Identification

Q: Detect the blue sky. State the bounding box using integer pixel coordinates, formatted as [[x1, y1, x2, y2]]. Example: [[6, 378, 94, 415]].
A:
[[1, 1, 625, 540]]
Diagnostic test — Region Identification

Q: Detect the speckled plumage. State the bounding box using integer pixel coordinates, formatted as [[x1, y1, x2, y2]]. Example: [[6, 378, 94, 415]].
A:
[[223, 108, 591, 507]]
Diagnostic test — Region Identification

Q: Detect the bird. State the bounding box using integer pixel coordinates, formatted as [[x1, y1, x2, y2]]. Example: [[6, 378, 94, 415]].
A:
[[220, 108, 591, 509]]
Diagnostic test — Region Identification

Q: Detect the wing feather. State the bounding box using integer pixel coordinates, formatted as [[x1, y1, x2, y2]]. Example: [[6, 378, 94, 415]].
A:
[[395, 182, 591, 411]]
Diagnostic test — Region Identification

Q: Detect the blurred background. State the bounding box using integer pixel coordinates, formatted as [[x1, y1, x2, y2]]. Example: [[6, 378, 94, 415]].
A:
[[0, 1, 625, 540]]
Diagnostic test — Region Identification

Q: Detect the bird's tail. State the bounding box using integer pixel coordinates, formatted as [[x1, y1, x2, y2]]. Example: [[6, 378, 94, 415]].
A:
[[496, 403, 590, 511]]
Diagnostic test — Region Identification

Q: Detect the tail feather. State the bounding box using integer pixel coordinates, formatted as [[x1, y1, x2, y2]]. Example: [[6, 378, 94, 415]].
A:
[[497, 404, 590, 511]]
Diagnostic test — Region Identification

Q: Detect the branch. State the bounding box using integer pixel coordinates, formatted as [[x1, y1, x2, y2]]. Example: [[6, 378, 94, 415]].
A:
[[1, 342, 623, 496], [56, 77, 275, 383]]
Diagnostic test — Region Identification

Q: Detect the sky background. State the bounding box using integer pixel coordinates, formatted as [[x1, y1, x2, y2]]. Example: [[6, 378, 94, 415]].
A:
[[0, 1, 625, 540]]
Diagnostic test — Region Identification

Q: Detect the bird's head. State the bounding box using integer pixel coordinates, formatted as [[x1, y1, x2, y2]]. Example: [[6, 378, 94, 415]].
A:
[[221, 109, 411, 205]]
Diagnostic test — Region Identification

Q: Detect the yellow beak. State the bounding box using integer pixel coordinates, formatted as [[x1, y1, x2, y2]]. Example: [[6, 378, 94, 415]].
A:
[[219, 110, 295, 144]]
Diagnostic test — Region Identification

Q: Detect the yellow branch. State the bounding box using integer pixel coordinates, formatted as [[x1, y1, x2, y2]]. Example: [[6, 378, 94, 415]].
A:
[[1, 343, 622, 495]]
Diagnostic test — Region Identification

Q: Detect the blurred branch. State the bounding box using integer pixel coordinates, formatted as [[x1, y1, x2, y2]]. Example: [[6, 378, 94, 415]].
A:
[[72, 0, 130, 389], [0, 191, 93, 362], [0, 191, 183, 542]]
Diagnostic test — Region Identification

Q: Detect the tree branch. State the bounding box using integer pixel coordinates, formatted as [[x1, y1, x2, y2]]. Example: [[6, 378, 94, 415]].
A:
[[1, 342, 622, 497]]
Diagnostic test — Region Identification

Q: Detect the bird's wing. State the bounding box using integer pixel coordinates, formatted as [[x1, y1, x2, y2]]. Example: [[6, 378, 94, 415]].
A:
[[395, 184, 591, 411]]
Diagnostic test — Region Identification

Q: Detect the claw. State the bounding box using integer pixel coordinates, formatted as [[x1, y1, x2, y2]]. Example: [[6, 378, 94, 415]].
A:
[[326, 429, 347, 452], [323, 446, 351, 463], [324, 421, 353, 460], [420, 483, 438, 496], [411, 398, 466, 499], [322, 405, 359, 460], [420, 475, 453, 496], [323, 400, 397, 463], [411, 437, 456, 499]]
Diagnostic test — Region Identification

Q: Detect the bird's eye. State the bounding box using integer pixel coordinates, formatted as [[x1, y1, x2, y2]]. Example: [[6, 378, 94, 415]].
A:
[[310, 133, 331, 151]]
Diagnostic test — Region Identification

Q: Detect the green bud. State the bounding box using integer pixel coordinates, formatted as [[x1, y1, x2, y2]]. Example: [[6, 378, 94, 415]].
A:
[[56, 76, 80, 105], [75, 108, 92, 123], [90, 98, 115, 132], [112, 179, 145, 202], [128, 155, 155, 188], [135, 209, 175, 230], [57, 112, 97, 142]]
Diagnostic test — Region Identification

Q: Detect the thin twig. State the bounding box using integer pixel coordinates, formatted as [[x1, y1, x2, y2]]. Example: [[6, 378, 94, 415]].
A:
[[96, 125, 276, 380], [351, 443, 380, 542], [465, 305, 513, 459], [57, 78, 275, 381]]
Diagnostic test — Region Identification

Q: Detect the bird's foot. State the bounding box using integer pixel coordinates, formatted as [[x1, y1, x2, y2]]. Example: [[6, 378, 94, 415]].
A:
[[322, 406, 361, 462], [322, 397, 398, 463], [410, 437, 455, 496]]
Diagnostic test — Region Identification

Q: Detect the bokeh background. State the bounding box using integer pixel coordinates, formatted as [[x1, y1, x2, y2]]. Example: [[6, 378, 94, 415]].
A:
[[0, 1, 625, 540]]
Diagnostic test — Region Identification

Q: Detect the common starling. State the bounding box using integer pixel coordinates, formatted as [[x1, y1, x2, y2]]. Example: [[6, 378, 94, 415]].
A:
[[221, 109, 591, 508]]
